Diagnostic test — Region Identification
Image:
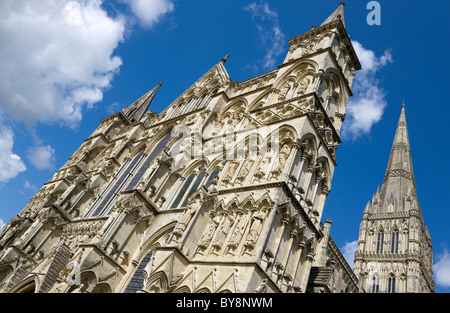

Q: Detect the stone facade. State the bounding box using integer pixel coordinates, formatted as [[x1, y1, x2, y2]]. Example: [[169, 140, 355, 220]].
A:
[[0, 3, 368, 293]]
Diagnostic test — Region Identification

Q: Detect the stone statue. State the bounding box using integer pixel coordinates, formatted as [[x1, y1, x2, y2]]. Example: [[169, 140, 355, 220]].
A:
[[245, 208, 267, 246], [198, 211, 221, 249]]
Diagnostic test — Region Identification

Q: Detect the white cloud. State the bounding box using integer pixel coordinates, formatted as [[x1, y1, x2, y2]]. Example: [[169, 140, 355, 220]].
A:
[[435, 249, 450, 289], [121, 0, 174, 28], [342, 41, 393, 139], [0, 0, 176, 187], [27, 145, 56, 171], [0, 0, 125, 128], [341, 240, 358, 269], [0, 125, 26, 183], [0, 219, 5, 231], [244, 2, 286, 69], [24, 180, 37, 192]]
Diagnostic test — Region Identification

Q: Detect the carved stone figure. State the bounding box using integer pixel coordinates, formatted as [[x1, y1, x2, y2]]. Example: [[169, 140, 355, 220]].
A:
[[270, 143, 292, 179], [198, 211, 222, 249], [212, 211, 234, 250], [297, 77, 311, 95], [173, 197, 200, 236], [227, 209, 248, 250], [245, 208, 267, 247]]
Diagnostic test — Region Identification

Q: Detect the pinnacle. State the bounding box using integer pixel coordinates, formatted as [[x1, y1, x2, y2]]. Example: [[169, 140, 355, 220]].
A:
[[320, 2, 346, 27], [121, 82, 162, 124], [379, 105, 417, 208]]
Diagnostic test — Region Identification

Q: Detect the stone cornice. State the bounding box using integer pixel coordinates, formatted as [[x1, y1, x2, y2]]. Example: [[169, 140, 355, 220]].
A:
[[365, 209, 423, 223]]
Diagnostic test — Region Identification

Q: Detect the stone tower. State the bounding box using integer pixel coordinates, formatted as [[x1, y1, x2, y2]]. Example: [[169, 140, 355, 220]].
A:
[[353, 104, 434, 293], [0, 3, 361, 293]]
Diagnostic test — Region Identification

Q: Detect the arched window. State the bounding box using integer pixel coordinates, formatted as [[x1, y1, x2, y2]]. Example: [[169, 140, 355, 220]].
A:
[[170, 103, 184, 119], [170, 173, 195, 209], [204, 168, 220, 188], [388, 275, 396, 293], [88, 151, 146, 217], [85, 134, 171, 217], [126, 134, 172, 190], [194, 94, 207, 110], [124, 249, 154, 293], [371, 276, 380, 293], [180, 171, 206, 207], [391, 230, 399, 253], [376, 230, 384, 253], [181, 98, 194, 115]]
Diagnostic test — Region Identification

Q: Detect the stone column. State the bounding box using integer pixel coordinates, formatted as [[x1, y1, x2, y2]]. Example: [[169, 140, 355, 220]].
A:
[[299, 252, 315, 292], [153, 171, 172, 200], [290, 241, 306, 292], [269, 217, 289, 279], [163, 177, 185, 210]]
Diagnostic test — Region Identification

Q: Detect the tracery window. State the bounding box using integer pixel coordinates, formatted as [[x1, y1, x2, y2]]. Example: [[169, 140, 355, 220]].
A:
[[376, 230, 384, 253], [123, 249, 154, 293], [169, 166, 220, 209], [371, 276, 380, 293], [391, 230, 399, 253], [84, 134, 171, 217], [388, 275, 396, 293]]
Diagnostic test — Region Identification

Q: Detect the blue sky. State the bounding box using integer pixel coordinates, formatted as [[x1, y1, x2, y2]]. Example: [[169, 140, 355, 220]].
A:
[[0, 0, 448, 292]]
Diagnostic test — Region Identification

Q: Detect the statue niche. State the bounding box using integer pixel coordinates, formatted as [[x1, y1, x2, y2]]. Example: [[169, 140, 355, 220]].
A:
[[172, 195, 202, 241]]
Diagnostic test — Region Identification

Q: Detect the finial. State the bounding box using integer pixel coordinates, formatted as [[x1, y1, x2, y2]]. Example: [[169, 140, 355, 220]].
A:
[[402, 99, 405, 108], [221, 54, 230, 63], [340, 1, 346, 6]]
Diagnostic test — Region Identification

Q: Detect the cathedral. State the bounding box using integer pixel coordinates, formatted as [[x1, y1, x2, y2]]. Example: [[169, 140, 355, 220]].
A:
[[0, 2, 434, 293]]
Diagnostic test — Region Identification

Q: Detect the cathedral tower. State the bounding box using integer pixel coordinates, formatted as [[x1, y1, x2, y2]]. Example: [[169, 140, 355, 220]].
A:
[[353, 104, 434, 293], [0, 3, 361, 293]]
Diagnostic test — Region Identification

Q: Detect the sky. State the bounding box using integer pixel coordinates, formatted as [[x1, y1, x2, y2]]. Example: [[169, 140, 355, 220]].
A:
[[0, 0, 448, 292]]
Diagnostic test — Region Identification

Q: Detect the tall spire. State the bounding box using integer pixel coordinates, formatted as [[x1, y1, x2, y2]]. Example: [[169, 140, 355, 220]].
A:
[[121, 82, 162, 124], [379, 103, 417, 205], [321, 1, 345, 27]]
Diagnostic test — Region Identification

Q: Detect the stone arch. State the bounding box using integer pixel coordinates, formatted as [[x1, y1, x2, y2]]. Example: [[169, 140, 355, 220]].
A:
[[316, 30, 335, 51], [8, 275, 37, 293], [255, 195, 274, 210], [143, 270, 169, 293], [248, 90, 271, 112], [141, 128, 173, 158], [274, 61, 317, 96], [122, 223, 176, 293], [172, 285, 191, 293], [240, 196, 256, 211], [91, 282, 112, 293], [224, 197, 240, 212], [180, 159, 209, 178], [314, 156, 332, 191], [276, 76, 297, 101], [322, 67, 345, 110], [196, 287, 211, 293], [220, 98, 247, 120], [0, 264, 13, 284], [139, 222, 177, 261]]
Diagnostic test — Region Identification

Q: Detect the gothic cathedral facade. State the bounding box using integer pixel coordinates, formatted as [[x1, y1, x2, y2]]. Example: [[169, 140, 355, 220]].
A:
[[0, 3, 434, 293]]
